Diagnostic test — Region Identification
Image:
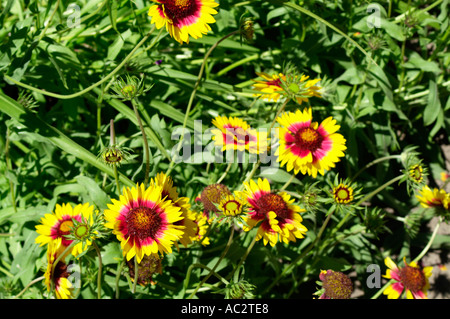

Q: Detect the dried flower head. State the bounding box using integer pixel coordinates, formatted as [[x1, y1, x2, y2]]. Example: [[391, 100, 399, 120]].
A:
[[316, 270, 353, 299]]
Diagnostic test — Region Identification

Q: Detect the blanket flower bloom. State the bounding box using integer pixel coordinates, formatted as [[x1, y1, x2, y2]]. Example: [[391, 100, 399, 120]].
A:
[[35, 202, 95, 257], [211, 116, 268, 155], [150, 172, 197, 248], [104, 183, 185, 263], [148, 0, 219, 44], [333, 183, 354, 204], [383, 257, 432, 299], [239, 178, 307, 246], [252, 72, 321, 104], [44, 241, 73, 299], [416, 185, 449, 209], [276, 108, 346, 178]]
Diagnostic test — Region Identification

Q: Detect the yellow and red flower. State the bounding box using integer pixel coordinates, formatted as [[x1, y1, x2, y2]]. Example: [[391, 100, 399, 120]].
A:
[[252, 72, 321, 104], [104, 183, 185, 262], [252, 72, 285, 102], [276, 108, 346, 178], [211, 116, 267, 155], [383, 257, 433, 299], [44, 241, 73, 299], [239, 178, 307, 246], [219, 193, 246, 217], [333, 183, 354, 204], [148, 0, 219, 44], [150, 172, 197, 248], [416, 185, 449, 209], [35, 203, 95, 257]]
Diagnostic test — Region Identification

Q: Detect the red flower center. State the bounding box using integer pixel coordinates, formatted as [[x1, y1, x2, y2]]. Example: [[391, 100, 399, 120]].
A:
[[294, 127, 323, 152], [266, 78, 282, 88], [162, 0, 198, 23], [126, 207, 162, 240], [399, 266, 426, 292], [256, 193, 290, 220]]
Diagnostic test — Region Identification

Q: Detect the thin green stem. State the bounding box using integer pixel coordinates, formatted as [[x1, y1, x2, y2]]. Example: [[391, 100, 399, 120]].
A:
[[351, 155, 401, 182], [132, 257, 139, 294], [165, 30, 240, 177], [13, 276, 45, 299], [109, 119, 122, 195], [184, 263, 230, 292], [93, 241, 103, 299], [262, 207, 335, 295], [37, 0, 60, 42], [227, 233, 258, 281], [282, 1, 378, 67], [280, 174, 296, 191], [413, 216, 442, 263], [131, 98, 150, 186], [4, 26, 156, 100], [115, 259, 126, 299], [216, 163, 233, 184], [187, 227, 235, 299]]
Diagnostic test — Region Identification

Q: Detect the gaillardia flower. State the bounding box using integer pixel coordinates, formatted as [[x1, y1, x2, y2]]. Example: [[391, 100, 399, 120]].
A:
[[252, 72, 285, 102], [240, 178, 308, 246], [408, 164, 424, 184], [35, 203, 95, 257], [104, 183, 185, 262], [276, 108, 346, 178], [333, 183, 354, 204], [211, 116, 267, 155], [252, 72, 321, 105], [383, 257, 432, 299], [44, 241, 73, 299], [416, 185, 449, 209], [150, 172, 197, 248], [148, 0, 219, 44], [219, 193, 245, 217]]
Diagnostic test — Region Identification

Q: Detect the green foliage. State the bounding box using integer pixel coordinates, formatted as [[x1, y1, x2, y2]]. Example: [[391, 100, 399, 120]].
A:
[[0, 0, 449, 300]]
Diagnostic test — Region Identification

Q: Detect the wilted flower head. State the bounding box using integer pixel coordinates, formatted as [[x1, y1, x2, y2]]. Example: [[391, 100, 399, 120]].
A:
[[199, 183, 232, 215], [315, 270, 353, 299], [127, 254, 163, 286]]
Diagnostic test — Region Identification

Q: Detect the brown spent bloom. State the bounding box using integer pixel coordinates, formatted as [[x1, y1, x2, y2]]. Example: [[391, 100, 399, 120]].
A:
[[200, 184, 232, 213], [319, 270, 353, 299], [127, 254, 163, 286]]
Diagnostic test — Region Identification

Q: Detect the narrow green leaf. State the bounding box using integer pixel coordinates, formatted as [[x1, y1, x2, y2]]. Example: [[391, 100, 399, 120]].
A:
[[0, 91, 135, 188], [423, 79, 441, 126], [107, 0, 119, 34]]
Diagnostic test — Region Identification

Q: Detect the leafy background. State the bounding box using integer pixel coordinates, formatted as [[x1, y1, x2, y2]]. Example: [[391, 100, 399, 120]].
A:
[[0, 0, 449, 298]]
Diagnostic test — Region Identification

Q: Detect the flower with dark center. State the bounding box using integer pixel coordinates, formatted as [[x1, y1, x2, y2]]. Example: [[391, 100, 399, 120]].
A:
[[238, 178, 307, 247], [148, 0, 219, 44], [276, 108, 346, 178], [105, 183, 185, 262], [383, 257, 433, 299]]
